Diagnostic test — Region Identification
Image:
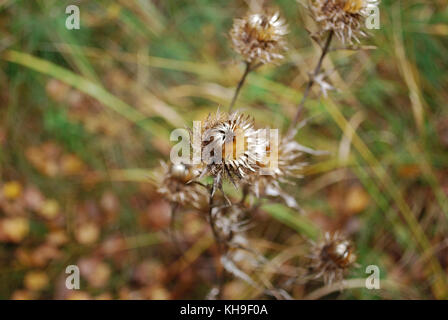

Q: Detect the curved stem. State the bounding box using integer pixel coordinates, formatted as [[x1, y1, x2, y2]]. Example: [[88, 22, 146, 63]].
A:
[[288, 31, 334, 135], [229, 61, 252, 112]]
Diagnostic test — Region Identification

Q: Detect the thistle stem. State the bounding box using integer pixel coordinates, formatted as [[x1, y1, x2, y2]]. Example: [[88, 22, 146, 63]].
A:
[[229, 61, 252, 112], [207, 187, 225, 299], [288, 31, 334, 135], [207, 190, 221, 246], [169, 202, 183, 255]]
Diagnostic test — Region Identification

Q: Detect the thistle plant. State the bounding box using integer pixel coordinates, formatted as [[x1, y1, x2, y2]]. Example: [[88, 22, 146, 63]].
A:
[[245, 126, 322, 210], [229, 11, 288, 111], [156, 2, 374, 299], [309, 232, 358, 285], [308, 0, 370, 44], [289, 0, 372, 133], [230, 11, 288, 66], [157, 161, 207, 210], [196, 110, 267, 196]]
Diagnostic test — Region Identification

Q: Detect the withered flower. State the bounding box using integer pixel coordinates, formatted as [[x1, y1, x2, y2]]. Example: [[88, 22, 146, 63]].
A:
[[247, 128, 318, 209], [230, 11, 288, 65], [309, 0, 369, 44], [212, 204, 262, 288], [211, 204, 250, 246], [199, 110, 267, 194], [309, 232, 357, 285], [157, 161, 208, 209]]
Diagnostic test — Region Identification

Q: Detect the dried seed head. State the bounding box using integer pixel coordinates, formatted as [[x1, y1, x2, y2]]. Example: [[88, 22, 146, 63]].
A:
[[309, 232, 357, 285], [213, 204, 267, 289], [230, 11, 288, 65], [199, 110, 267, 190], [211, 204, 249, 246], [309, 0, 369, 44], [247, 128, 311, 209], [157, 161, 207, 209]]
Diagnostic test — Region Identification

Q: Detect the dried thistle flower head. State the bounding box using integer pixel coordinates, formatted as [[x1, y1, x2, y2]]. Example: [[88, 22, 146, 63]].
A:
[[309, 0, 369, 44], [211, 204, 249, 246], [212, 204, 263, 288], [157, 161, 207, 209], [247, 128, 316, 209], [230, 11, 288, 65], [199, 110, 267, 193], [309, 232, 357, 285]]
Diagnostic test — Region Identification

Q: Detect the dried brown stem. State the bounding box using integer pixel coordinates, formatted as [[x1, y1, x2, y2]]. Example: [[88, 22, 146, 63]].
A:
[[288, 31, 334, 135], [207, 187, 226, 299], [229, 61, 254, 112], [169, 202, 184, 255]]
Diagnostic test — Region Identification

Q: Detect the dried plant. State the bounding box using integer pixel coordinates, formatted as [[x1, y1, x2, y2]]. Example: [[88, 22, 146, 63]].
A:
[[156, 3, 370, 299], [5, 0, 448, 302], [211, 204, 250, 246], [289, 0, 373, 133], [246, 127, 313, 209], [230, 11, 288, 66], [157, 161, 207, 210], [196, 110, 268, 195], [308, 0, 370, 44], [228, 11, 288, 111], [308, 232, 357, 285]]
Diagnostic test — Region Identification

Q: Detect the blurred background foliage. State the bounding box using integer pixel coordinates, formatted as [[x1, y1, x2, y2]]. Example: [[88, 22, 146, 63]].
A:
[[0, 0, 448, 299]]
